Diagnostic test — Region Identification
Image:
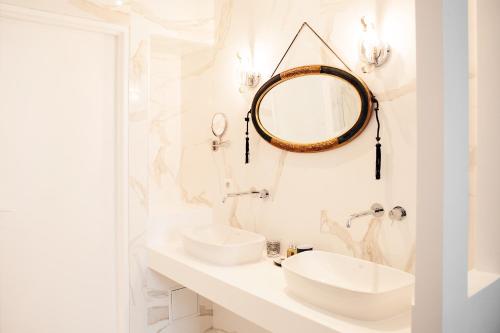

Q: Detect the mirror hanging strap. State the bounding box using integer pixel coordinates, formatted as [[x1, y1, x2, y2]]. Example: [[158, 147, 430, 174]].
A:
[[270, 22, 353, 76]]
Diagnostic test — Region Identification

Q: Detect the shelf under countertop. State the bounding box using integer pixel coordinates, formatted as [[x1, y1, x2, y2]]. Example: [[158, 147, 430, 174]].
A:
[[147, 243, 411, 333]]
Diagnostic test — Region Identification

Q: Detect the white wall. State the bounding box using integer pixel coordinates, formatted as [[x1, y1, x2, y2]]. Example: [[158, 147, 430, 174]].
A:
[[413, 0, 500, 332], [474, 0, 500, 274], [466, 0, 500, 329]]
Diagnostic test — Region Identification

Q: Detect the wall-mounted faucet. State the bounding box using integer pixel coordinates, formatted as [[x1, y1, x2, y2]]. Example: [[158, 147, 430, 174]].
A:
[[346, 203, 384, 228], [222, 188, 269, 203]]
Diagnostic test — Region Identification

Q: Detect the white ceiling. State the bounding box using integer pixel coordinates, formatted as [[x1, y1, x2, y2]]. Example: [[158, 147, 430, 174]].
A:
[[98, 0, 214, 22]]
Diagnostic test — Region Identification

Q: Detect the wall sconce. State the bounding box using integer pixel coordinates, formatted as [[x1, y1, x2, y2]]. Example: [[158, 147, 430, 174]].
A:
[[237, 52, 260, 93], [359, 16, 390, 73]]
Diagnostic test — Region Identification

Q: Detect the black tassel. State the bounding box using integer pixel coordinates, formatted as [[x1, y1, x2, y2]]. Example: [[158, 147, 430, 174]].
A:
[[376, 143, 381, 180], [245, 111, 251, 164], [245, 137, 250, 163], [373, 97, 382, 180]]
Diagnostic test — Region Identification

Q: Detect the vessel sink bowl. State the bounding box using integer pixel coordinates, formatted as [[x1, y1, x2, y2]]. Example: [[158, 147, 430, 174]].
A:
[[182, 224, 265, 265], [282, 251, 414, 321]]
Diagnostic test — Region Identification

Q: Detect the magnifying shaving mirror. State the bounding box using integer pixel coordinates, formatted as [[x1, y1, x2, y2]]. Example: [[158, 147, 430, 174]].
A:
[[211, 113, 229, 151]]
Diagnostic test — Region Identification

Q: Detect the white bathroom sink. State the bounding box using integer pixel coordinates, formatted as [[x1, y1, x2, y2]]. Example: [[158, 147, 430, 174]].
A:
[[282, 251, 414, 321], [181, 224, 265, 266]]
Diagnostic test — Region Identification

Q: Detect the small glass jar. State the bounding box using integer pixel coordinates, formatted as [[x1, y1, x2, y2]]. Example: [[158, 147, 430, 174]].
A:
[[266, 239, 281, 257]]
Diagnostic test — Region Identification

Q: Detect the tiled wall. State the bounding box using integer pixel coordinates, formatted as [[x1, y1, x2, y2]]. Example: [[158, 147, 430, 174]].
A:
[[4, 0, 419, 332], [0, 1, 216, 332], [175, 0, 417, 273], [172, 0, 417, 330]]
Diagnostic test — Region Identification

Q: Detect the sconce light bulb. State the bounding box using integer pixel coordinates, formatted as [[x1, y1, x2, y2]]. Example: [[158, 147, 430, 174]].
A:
[[237, 51, 261, 92], [358, 16, 390, 72], [237, 52, 252, 71], [361, 16, 376, 32], [363, 30, 379, 49]]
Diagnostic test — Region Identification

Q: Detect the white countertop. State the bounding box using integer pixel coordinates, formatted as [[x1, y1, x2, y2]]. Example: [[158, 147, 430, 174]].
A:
[[147, 243, 411, 333]]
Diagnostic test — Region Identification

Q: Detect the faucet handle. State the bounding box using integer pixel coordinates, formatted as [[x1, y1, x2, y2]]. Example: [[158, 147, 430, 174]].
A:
[[370, 203, 385, 217], [389, 206, 406, 221], [259, 189, 270, 199]]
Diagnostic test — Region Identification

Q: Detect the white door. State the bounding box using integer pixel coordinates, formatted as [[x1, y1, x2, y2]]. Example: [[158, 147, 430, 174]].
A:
[[0, 7, 126, 333]]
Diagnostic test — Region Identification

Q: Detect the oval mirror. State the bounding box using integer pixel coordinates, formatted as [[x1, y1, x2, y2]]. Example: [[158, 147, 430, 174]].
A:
[[211, 113, 227, 138], [250, 65, 373, 152]]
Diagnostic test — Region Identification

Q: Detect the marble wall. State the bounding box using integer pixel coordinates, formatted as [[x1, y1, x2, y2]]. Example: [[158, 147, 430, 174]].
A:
[[3, 0, 418, 332], [177, 0, 416, 273], [170, 0, 417, 330], [0, 0, 216, 332]]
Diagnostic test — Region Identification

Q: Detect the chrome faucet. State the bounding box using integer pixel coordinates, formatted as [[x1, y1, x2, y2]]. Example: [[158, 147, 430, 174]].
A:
[[346, 203, 385, 228], [222, 188, 269, 203]]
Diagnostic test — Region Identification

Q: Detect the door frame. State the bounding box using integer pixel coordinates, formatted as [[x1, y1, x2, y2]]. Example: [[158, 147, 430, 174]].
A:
[[0, 4, 130, 333]]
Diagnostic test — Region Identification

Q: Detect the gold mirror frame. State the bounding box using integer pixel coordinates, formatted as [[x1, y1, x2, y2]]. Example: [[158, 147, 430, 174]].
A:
[[250, 65, 373, 153]]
